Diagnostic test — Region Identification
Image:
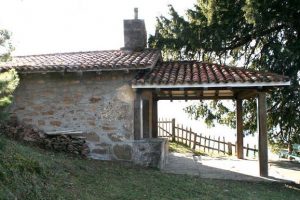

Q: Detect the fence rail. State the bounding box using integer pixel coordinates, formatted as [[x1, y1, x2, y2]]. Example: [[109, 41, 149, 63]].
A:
[[158, 118, 258, 157]]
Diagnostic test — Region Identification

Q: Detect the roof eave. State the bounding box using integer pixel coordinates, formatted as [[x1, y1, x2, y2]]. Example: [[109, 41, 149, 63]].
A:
[[131, 81, 291, 89]]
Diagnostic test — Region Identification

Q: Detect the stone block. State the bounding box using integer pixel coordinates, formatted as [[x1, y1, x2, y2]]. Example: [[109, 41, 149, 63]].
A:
[[38, 120, 45, 126], [41, 110, 54, 115], [32, 105, 44, 111], [85, 132, 100, 142], [107, 133, 123, 142], [63, 96, 74, 105], [92, 148, 107, 154], [132, 138, 168, 169], [89, 96, 101, 103], [50, 120, 62, 127], [101, 125, 116, 131], [22, 118, 32, 122], [88, 120, 96, 126], [113, 144, 132, 160]]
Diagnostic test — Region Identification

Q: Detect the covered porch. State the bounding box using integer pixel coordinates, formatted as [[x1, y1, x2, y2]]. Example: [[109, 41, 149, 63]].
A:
[[132, 61, 290, 177]]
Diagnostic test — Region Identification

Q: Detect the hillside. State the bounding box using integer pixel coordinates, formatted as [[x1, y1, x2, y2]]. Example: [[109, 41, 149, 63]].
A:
[[0, 135, 299, 200]]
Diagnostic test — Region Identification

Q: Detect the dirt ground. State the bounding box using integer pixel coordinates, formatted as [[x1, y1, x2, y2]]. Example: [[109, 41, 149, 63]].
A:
[[162, 152, 300, 183]]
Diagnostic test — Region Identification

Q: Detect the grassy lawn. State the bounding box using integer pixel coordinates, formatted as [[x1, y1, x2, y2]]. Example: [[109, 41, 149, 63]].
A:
[[0, 135, 299, 200]]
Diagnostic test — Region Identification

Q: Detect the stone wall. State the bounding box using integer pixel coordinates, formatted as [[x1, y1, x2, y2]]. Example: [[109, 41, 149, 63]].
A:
[[10, 71, 136, 160]]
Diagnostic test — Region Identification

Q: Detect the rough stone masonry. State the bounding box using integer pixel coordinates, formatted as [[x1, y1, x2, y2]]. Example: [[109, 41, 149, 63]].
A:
[[10, 71, 136, 159]]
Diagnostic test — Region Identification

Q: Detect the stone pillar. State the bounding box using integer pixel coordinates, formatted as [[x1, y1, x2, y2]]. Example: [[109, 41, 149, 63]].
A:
[[257, 92, 268, 177], [236, 98, 244, 159]]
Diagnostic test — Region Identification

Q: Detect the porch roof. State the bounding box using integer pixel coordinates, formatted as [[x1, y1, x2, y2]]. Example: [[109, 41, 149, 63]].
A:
[[132, 61, 290, 89]]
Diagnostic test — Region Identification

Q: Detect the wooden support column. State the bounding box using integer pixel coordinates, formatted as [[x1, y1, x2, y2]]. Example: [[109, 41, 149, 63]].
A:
[[257, 92, 268, 177], [152, 98, 158, 138], [134, 90, 142, 140], [142, 99, 150, 138], [236, 98, 244, 159]]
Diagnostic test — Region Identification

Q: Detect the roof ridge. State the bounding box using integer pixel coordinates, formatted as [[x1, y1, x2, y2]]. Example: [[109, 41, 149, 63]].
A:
[[12, 48, 160, 58]]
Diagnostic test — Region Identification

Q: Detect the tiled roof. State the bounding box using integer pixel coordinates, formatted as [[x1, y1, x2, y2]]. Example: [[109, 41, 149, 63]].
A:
[[0, 49, 161, 73], [132, 61, 290, 88]]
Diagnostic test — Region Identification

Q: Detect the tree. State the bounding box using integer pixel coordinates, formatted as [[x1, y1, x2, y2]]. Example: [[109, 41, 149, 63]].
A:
[[0, 29, 19, 121], [149, 0, 300, 145]]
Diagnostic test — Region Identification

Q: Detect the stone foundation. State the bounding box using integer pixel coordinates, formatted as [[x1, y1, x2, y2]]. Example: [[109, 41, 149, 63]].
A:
[[132, 138, 169, 169]]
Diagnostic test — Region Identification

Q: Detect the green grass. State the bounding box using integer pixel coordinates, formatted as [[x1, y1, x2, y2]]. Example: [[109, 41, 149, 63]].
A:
[[0, 135, 299, 200], [169, 141, 227, 157]]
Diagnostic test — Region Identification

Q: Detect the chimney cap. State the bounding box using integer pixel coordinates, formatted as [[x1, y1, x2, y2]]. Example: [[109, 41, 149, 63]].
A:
[[134, 8, 138, 19]]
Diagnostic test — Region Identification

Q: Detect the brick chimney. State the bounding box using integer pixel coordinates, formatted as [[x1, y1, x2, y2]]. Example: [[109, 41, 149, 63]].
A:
[[123, 8, 147, 51]]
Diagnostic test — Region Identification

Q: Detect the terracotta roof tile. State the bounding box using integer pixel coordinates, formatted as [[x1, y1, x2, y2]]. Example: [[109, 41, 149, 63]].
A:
[[0, 49, 161, 73], [133, 61, 290, 87]]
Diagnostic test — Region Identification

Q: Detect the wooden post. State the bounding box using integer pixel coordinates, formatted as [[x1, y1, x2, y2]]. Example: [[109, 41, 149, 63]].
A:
[[193, 133, 197, 150], [152, 99, 158, 138], [176, 124, 179, 142], [236, 98, 244, 159], [171, 118, 175, 142], [133, 91, 141, 140], [254, 145, 257, 157], [185, 126, 188, 145], [246, 143, 249, 157], [218, 136, 220, 154], [223, 137, 226, 155], [257, 92, 268, 177], [181, 124, 184, 143], [189, 128, 192, 147], [228, 142, 232, 155], [142, 99, 150, 139], [208, 136, 211, 152], [204, 136, 207, 152], [199, 134, 202, 147]]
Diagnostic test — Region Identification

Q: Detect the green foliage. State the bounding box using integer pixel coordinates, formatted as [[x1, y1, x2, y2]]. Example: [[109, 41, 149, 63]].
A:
[[0, 28, 19, 122], [149, 0, 300, 144], [0, 29, 13, 62], [0, 69, 19, 121]]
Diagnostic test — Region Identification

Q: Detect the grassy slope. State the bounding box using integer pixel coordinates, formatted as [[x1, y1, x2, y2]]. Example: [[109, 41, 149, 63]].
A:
[[0, 136, 299, 200]]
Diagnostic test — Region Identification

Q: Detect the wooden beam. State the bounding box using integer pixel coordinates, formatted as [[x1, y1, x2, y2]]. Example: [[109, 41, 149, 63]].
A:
[[236, 99, 244, 159], [235, 89, 258, 99], [157, 96, 234, 100], [257, 92, 268, 177]]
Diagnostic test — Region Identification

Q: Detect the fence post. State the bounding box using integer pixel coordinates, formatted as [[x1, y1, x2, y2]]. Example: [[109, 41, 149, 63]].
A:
[[193, 133, 196, 150], [199, 134, 202, 149], [189, 128, 192, 147], [246, 143, 249, 157], [171, 118, 175, 142], [218, 136, 220, 154], [223, 137, 226, 155], [181, 124, 184, 143], [204, 136, 207, 152], [254, 145, 257, 157], [208, 136, 211, 152], [228, 142, 232, 155]]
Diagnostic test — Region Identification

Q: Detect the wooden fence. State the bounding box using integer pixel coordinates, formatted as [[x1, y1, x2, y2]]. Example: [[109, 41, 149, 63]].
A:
[[158, 118, 258, 157]]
